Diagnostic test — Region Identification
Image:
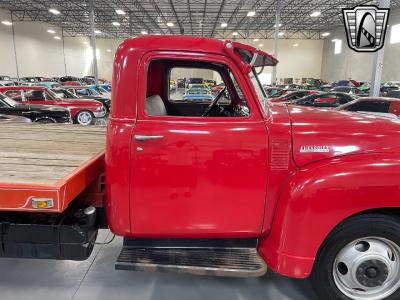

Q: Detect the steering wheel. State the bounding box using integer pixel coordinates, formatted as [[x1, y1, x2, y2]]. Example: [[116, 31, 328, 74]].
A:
[[202, 87, 227, 117]]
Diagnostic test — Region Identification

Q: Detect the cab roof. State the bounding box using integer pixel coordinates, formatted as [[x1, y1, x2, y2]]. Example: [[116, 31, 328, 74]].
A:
[[119, 35, 278, 67]]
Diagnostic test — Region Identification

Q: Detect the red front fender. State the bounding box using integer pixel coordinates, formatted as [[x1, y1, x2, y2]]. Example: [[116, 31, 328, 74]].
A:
[[258, 153, 400, 278]]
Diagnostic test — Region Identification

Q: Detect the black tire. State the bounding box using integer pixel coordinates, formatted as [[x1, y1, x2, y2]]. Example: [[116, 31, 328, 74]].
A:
[[311, 214, 400, 300], [75, 111, 94, 125], [35, 118, 56, 124]]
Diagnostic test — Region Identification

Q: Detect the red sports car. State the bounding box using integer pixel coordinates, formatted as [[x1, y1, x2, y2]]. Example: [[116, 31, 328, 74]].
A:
[[0, 86, 106, 125]]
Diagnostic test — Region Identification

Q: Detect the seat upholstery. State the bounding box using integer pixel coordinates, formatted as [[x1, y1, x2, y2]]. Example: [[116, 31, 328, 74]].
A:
[[145, 95, 167, 116]]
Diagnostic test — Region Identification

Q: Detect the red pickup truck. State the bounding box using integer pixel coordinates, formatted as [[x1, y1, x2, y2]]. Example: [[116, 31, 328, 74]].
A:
[[1, 36, 400, 300], [0, 86, 106, 125]]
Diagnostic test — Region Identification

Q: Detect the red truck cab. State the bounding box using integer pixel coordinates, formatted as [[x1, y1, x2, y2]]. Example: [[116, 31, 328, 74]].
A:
[[2, 36, 400, 300]]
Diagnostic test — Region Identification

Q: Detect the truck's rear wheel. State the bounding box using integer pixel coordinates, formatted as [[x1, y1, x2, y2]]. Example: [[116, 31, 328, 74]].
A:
[[311, 214, 400, 300]]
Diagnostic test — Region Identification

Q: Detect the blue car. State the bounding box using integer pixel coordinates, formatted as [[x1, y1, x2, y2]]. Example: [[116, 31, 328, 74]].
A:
[[182, 88, 214, 102], [89, 83, 111, 92]]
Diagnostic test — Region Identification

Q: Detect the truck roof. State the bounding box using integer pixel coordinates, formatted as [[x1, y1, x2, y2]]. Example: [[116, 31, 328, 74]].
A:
[[0, 123, 105, 213], [118, 35, 278, 67]]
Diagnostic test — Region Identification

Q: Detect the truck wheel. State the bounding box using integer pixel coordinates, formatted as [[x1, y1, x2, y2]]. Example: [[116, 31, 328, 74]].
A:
[[311, 214, 400, 300], [76, 111, 93, 125]]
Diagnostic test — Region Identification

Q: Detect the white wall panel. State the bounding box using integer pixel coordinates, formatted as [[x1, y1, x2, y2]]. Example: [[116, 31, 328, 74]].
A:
[[0, 8, 323, 82]]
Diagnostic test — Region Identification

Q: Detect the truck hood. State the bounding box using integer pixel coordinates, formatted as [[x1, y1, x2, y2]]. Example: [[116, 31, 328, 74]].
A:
[[288, 105, 400, 167]]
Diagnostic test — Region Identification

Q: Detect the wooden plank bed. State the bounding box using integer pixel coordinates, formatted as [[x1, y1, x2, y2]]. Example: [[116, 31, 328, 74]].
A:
[[0, 123, 106, 213]]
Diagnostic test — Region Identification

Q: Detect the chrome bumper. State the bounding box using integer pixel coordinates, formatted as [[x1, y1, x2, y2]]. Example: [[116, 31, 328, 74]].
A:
[[93, 110, 106, 118]]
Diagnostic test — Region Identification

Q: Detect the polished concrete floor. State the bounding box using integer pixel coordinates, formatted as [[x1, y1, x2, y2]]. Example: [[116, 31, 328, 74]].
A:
[[0, 230, 319, 300]]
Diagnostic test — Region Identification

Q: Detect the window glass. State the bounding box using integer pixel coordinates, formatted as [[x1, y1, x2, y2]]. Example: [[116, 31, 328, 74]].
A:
[[0, 93, 17, 106], [146, 61, 250, 118], [4, 90, 22, 101], [249, 68, 267, 101], [169, 68, 220, 103], [347, 101, 390, 113], [387, 91, 400, 98], [24, 90, 46, 100]]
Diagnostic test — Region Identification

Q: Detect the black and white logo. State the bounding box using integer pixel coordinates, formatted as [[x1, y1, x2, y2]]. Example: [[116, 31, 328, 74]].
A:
[[342, 5, 390, 52]]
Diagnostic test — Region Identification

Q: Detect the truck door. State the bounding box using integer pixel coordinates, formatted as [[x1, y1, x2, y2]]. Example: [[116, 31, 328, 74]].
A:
[[129, 54, 268, 237]]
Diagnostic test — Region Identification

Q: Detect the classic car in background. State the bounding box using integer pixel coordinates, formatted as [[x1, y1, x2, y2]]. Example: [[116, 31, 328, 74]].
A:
[[331, 86, 369, 96], [271, 90, 319, 103], [337, 97, 400, 118], [203, 79, 217, 87], [0, 86, 105, 125], [0, 92, 71, 123], [182, 87, 214, 102], [0, 113, 32, 123], [53, 86, 111, 112], [292, 92, 356, 108], [59, 76, 81, 86], [211, 83, 225, 94]]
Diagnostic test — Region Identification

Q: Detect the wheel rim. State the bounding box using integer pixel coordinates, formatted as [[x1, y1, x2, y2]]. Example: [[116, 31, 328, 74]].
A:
[[333, 237, 400, 300], [77, 111, 92, 125]]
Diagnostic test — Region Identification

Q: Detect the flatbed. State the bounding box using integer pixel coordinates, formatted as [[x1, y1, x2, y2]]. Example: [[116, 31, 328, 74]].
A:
[[0, 123, 106, 213]]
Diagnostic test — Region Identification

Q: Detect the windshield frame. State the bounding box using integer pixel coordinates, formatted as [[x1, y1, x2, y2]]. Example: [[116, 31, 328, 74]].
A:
[[249, 67, 268, 110]]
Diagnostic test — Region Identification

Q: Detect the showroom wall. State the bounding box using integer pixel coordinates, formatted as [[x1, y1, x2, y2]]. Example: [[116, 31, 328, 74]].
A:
[[0, 8, 323, 81], [321, 7, 400, 82], [0, 9, 121, 80], [235, 38, 324, 84]]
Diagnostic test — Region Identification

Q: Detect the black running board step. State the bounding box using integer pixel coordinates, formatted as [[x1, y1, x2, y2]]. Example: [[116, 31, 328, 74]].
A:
[[115, 247, 267, 277]]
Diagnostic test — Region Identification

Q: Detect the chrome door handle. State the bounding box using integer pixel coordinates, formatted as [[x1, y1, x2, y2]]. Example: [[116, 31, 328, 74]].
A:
[[134, 135, 164, 141]]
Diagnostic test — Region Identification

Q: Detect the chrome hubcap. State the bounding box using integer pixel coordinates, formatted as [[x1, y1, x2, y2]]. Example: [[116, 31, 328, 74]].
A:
[[77, 112, 92, 125], [333, 237, 400, 299]]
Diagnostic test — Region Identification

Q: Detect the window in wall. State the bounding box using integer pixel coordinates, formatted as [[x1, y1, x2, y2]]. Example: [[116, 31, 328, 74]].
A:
[[390, 24, 400, 44], [333, 39, 342, 54]]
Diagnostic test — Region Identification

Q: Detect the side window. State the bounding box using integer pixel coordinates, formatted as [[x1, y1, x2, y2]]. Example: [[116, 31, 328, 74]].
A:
[[5, 90, 22, 101], [144, 59, 250, 118], [24, 90, 46, 101], [315, 94, 338, 103], [169, 68, 217, 103], [67, 89, 77, 95], [338, 95, 351, 105], [347, 101, 390, 113]]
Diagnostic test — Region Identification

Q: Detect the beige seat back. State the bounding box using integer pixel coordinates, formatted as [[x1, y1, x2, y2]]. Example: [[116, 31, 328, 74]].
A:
[[145, 95, 167, 116]]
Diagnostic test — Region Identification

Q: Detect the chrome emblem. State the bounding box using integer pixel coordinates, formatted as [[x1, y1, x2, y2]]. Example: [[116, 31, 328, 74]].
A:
[[342, 5, 390, 52], [300, 146, 330, 153]]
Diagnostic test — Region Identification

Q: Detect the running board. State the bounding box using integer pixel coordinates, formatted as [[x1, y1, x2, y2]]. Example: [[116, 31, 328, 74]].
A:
[[115, 246, 267, 277]]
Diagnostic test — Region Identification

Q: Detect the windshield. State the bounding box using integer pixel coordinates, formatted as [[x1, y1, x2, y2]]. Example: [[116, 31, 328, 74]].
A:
[[249, 68, 268, 109], [45, 88, 61, 100], [96, 87, 109, 94], [0, 93, 18, 107], [58, 89, 75, 98]]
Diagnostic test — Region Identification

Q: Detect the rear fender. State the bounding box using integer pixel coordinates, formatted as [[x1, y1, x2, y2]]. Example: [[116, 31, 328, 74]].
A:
[[258, 153, 400, 278]]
